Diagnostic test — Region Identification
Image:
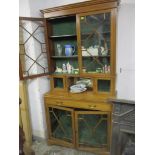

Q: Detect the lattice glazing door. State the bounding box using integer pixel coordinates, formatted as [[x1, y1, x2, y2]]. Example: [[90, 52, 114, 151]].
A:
[[75, 111, 110, 153], [19, 17, 49, 80], [48, 106, 75, 147], [79, 11, 111, 74]]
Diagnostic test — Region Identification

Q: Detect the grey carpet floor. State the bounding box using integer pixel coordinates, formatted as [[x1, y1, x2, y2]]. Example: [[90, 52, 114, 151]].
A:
[[32, 141, 97, 155]]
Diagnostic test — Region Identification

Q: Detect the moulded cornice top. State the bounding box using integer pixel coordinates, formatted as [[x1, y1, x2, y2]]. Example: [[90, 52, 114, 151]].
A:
[[40, 0, 119, 14]]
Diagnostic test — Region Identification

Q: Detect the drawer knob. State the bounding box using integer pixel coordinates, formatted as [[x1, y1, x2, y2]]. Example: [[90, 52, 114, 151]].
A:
[[56, 102, 63, 106], [89, 105, 96, 109]]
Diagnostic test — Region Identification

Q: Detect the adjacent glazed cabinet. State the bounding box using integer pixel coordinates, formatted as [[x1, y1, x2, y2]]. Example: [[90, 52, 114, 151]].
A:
[[19, 0, 118, 154]]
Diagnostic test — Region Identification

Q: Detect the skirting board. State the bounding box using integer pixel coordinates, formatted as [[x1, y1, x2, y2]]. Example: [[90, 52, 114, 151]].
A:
[[32, 135, 46, 142]]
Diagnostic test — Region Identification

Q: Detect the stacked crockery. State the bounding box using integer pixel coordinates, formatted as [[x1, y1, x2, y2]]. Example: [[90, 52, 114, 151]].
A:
[[70, 84, 87, 93]]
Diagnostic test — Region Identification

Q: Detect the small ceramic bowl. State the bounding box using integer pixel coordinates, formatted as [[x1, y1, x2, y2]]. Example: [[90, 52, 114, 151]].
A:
[[73, 69, 79, 74], [96, 68, 102, 73]]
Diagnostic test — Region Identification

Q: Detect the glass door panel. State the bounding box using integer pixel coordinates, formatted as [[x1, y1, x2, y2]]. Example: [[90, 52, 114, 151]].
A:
[[80, 12, 111, 74], [19, 17, 49, 80], [54, 77, 64, 88], [75, 111, 110, 152], [97, 79, 111, 92], [48, 106, 75, 145]]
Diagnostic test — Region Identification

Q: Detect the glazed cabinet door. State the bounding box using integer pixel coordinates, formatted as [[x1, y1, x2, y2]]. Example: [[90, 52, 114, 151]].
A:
[[77, 9, 116, 76], [75, 111, 111, 154], [46, 105, 75, 147], [19, 17, 49, 80]]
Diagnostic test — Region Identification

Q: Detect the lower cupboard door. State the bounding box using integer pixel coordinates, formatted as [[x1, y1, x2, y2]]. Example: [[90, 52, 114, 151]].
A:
[[75, 111, 111, 154], [48, 106, 75, 147]]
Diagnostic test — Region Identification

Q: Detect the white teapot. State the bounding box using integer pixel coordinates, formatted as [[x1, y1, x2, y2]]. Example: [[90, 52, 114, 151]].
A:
[[87, 46, 98, 56], [55, 67, 62, 73]]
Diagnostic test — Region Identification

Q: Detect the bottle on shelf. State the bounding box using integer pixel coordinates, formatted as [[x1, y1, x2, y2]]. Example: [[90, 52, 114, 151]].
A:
[[62, 63, 67, 73], [66, 62, 72, 74]]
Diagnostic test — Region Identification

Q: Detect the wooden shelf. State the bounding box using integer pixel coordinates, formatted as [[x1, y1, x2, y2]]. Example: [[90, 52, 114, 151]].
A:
[[53, 73, 80, 76], [82, 31, 110, 36], [49, 32, 109, 39], [82, 55, 110, 58], [51, 55, 78, 59], [49, 34, 77, 38]]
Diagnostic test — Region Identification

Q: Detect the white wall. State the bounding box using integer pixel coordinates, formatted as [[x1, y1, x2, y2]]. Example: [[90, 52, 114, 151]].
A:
[[19, 0, 135, 139], [116, 1, 135, 100], [19, 0, 31, 16]]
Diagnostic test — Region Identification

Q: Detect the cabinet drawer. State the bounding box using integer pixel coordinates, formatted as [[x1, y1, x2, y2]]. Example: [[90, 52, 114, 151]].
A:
[[45, 98, 112, 111]]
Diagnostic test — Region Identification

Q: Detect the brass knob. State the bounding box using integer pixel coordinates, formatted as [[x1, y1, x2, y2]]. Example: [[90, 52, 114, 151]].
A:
[[56, 102, 63, 106], [89, 105, 96, 109]]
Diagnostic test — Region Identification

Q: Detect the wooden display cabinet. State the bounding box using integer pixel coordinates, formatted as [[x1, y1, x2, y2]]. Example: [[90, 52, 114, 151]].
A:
[[19, 0, 118, 154]]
